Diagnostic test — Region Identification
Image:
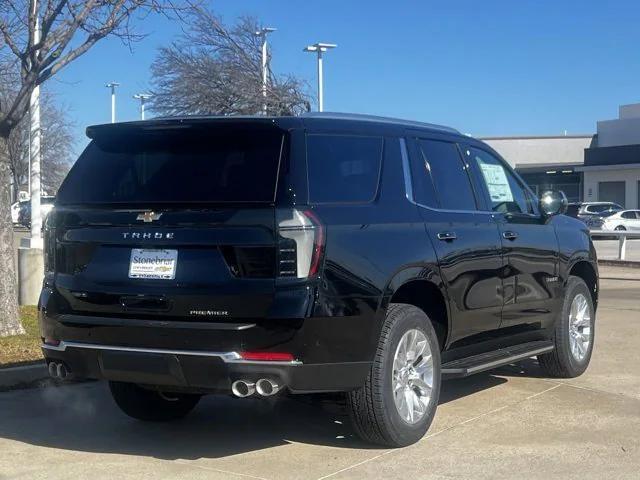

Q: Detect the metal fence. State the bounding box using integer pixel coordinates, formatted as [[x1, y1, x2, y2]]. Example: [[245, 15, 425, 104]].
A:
[[590, 230, 640, 261]]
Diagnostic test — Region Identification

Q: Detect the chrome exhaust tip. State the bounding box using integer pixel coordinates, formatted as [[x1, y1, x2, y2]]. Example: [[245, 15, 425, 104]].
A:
[[56, 363, 68, 380], [256, 378, 280, 397], [231, 380, 255, 398]]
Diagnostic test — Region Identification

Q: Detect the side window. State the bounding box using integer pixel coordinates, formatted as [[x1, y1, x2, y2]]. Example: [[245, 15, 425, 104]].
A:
[[306, 134, 383, 203], [467, 147, 534, 215], [417, 139, 477, 211], [621, 211, 635, 219]]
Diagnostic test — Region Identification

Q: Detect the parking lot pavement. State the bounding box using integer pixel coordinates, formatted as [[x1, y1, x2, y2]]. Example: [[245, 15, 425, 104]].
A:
[[0, 278, 638, 480]]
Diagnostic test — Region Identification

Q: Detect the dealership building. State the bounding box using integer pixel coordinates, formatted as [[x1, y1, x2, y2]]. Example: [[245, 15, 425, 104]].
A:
[[483, 103, 640, 209]]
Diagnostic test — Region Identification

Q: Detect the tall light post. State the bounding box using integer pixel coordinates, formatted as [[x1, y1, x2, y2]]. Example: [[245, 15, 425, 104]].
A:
[[303, 43, 337, 112], [28, 13, 42, 248], [133, 93, 153, 120], [105, 82, 120, 123], [255, 27, 276, 115]]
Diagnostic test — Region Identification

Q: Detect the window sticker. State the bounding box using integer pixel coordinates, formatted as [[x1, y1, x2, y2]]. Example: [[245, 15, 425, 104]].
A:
[[478, 160, 514, 203]]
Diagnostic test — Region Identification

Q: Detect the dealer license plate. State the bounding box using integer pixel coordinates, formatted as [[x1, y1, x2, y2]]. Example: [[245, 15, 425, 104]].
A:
[[128, 249, 178, 280]]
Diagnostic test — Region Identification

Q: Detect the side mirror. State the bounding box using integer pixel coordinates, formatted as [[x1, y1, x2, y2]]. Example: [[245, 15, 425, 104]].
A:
[[539, 190, 568, 217]]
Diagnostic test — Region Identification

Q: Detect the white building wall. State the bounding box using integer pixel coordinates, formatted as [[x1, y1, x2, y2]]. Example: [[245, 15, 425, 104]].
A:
[[483, 136, 593, 168], [596, 118, 640, 147], [582, 167, 640, 208]]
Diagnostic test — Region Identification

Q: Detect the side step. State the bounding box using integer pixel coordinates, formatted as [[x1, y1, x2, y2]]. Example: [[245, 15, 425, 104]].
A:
[[441, 340, 554, 379]]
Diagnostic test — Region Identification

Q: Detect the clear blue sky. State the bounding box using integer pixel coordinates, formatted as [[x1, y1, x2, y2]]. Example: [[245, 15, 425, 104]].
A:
[[50, 0, 640, 154]]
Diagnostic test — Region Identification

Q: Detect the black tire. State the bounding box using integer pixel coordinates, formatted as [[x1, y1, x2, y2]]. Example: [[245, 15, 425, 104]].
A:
[[109, 381, 201, 421], [538, 276, 595, 378], [346, 303, 441, 447], [615, 225, 626, 231]]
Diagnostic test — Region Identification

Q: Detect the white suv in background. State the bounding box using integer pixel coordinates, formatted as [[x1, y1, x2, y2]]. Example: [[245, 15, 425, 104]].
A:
[[601, 210, 640, 231]]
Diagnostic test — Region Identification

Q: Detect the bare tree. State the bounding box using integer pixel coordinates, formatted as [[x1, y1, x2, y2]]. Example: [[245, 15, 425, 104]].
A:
[[3, 89, 74, 200], [0, 0, 186, 337], [149, 10, 311, 117]]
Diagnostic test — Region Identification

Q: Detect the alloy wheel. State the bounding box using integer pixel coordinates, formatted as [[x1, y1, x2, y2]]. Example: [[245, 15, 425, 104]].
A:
[[391, 329, 434, 424], [568, 293, 592, 362]]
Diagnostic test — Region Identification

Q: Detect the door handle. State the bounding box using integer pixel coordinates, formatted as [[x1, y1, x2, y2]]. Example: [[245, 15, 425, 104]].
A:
[[502, 231, 518, 241], [437, 231, 457, 241]]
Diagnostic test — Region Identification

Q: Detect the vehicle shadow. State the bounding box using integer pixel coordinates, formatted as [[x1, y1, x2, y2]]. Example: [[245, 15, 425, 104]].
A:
[[0, 361, 541, 460]]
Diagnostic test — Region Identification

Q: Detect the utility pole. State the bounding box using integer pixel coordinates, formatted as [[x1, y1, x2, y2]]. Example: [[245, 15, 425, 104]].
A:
[[28, 13, 42, 248], [105, 82, 120, 123], [303, 43, 337, 112], [255, 27, 276, 115], [133, 93, 153, 120]]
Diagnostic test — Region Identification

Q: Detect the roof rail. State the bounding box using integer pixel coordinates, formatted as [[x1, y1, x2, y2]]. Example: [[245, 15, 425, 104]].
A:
[[301, 112, 460, 134]]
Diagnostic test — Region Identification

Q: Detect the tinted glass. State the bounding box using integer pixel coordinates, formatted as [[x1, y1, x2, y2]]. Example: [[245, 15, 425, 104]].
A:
[[57, 127, 283, 205], [622, 211, 635, 219], [418, 139, 476, 210], [589, 204, 621, 213], [307, 134, 383, 203], [468, 147, 534, 214], [406, 140, 438, 208]]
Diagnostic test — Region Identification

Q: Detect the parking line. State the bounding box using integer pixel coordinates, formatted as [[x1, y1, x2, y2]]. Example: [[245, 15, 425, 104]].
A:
[[174, 460, 270, 480], [316, 384, 562, 480]]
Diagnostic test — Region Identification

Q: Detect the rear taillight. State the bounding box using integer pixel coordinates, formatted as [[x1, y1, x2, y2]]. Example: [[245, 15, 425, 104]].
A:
[[43, 211, 56, 273], [277, 209, 325, 278]]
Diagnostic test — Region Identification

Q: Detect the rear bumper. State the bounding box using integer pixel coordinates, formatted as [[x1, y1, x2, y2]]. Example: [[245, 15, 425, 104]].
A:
[[42, 341, 370, 394]]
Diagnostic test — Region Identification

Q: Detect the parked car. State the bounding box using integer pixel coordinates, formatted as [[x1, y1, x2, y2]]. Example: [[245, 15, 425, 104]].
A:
[[585, 210, 623, 230], [575, 201, 622, 224], [601, 210, 640, 231], [17, 196, 56, 227], [11, 201, 26, 224], [40, 114, 598, 447]]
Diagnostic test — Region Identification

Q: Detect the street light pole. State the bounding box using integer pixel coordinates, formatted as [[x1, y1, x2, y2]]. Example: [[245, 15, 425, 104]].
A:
[[28, 14, 42, 248], [303, 43, 337, 112], [255, 27, 276, 115], [133, 93, 153, 120], [105, 82, 120, 123]]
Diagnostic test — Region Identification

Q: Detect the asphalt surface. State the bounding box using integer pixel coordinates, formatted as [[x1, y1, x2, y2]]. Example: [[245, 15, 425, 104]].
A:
[[0, 273, 639, 479]]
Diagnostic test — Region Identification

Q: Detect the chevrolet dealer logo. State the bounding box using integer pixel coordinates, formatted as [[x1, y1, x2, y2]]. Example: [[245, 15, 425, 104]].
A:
[[136, 211, 162, 223]]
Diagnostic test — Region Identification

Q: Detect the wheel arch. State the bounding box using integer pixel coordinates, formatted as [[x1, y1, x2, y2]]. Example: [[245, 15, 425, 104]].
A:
[[380, 267, 450, 350], [568, 260, 599, 310]]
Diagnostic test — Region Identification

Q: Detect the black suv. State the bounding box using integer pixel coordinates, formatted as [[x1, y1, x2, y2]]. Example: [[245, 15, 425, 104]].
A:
[[39, 113, 598, 447]]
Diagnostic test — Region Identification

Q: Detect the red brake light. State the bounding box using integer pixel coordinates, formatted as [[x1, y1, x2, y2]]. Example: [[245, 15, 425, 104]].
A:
[[240, 351, 295, 362]]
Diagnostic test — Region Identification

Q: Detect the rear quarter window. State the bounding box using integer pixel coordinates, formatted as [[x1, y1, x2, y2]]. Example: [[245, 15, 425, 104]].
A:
[[306, 134, 383, 204]]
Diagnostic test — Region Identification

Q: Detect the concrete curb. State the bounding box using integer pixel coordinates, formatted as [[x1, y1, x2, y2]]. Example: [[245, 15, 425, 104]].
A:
[[598, 259, 640, 268], [0, 362, 48, 390]]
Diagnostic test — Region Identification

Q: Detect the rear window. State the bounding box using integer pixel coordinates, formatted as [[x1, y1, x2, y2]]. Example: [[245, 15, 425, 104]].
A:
[[306, 134, 383, 203], [586, 204, 620, 213], [57, 126, 284, 205]]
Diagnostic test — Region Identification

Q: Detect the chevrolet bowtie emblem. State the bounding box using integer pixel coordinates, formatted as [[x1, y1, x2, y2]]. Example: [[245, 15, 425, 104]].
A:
[[136, 211, 162, 223]]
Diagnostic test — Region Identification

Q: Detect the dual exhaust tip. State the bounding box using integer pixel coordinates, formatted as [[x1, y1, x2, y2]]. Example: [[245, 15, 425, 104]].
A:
[[48, 362, 71, 380], [231, 378, 281, 398]]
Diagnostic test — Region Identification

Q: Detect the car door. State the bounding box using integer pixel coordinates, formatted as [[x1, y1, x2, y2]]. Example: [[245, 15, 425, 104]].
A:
[[403, 135, 504, 347], [627, 211, 640, 231], [462, 144, 562, 332]]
